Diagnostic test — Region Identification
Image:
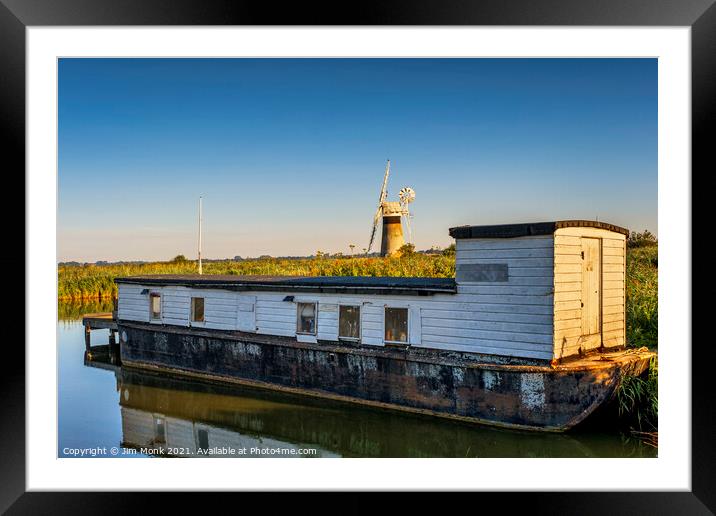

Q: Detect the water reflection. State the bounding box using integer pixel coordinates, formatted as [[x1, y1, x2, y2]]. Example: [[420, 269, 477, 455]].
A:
[[61, 301, 656, 458]]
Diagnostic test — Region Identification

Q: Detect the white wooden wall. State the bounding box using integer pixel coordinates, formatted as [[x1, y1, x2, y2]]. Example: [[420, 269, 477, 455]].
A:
[[553, 227, 626, 359], [447, 235, 554, 360], [117, 235, 557, 361]]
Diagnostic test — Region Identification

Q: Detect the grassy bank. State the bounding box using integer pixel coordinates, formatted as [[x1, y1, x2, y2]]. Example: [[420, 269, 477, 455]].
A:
[[619, 244, 658, 441], [58, 253, 456, 300]]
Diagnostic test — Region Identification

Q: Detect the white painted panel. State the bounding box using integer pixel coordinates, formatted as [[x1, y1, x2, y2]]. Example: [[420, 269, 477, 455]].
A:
[[409, 306, 421, 345]]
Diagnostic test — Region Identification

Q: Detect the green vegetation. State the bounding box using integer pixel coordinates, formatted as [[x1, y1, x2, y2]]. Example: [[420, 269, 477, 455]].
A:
[[625, 246, 658, 349], [617, 357, 658, 437], [627, 229, 658, 248], [58, 253, 456, 300], [620, 243, 658, 441]]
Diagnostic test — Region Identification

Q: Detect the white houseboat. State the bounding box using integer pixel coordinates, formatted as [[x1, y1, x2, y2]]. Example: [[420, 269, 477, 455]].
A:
[[113, 220, 655, 431]]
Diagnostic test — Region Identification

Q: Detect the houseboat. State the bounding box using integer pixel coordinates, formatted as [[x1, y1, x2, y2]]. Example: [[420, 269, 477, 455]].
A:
[[113, 220, 655, 432]]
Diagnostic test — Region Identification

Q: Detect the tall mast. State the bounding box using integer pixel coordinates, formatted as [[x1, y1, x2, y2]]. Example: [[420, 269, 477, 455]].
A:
[[198, 196, 203, 275]]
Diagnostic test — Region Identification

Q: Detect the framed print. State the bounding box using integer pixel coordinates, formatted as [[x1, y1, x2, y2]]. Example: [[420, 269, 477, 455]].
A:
[[2, 0, 711, 511]]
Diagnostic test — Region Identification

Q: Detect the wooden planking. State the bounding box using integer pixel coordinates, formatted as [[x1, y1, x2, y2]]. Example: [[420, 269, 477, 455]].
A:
[[603, 320, 625, 332], [603, 296, 625, 306], [554, 227, 627, 239], [554, 263, 582, 274], [554, 254, 582, 264], [456, 235, 553, 251], [554, 282, 580, 293], [456, 257, 553, 268], [422, 325, 552, 345], [602, 238, 625, 247], [603, 255, 624, 265], [419, 335, 552, 356], [422, 317, 552, 335], [603, 272, 624, 281], [554, 309, 580, 321], [554, 318, 581, 331], [554, 235, 581, 246], [603, 304, 624, 315], [603, 280, 624, 290], [456, 284, 553, 296], [456, 247, 553, 260], [457, 276, 553, 289], [602, 312, 625, 324], [603, 246, 625, 256], [555, 273, 581, 283], [554, 291, 580, 302], [554, 244, 581, 255], [421, 309, 552, 325]]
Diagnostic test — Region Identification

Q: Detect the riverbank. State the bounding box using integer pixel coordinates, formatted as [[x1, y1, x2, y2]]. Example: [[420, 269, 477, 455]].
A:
[[58, 253, 455, 300]]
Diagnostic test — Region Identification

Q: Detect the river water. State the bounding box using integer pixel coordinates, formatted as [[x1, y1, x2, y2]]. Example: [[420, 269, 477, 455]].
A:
[[58, 300, 656, 458]]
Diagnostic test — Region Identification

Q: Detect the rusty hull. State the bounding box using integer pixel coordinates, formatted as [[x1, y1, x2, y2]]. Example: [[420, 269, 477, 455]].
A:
[[118, 321, 655, 432]]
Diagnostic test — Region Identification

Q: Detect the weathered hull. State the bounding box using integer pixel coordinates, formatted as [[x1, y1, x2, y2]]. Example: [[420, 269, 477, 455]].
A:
[[118, 321, 655, 432]]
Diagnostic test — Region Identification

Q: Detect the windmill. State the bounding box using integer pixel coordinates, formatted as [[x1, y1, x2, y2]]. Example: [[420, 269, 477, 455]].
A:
[[367, 160, 416, 256]]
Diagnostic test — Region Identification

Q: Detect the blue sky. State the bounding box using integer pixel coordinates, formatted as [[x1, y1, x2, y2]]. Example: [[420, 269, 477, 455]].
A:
[[58, 58, 657, 262]]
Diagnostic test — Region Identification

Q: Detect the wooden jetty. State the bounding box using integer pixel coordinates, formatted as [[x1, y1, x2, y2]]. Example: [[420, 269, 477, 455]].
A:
[[82, 312, 118, 350]]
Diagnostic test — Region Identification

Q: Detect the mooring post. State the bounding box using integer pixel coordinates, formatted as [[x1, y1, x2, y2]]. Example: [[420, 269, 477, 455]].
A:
[[109, 329, 116, 345], [85, 325, 91, 351]]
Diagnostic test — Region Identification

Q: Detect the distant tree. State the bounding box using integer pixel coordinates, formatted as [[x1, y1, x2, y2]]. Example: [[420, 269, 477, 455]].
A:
[[170, 254, 188, 263], [258, 255, 272, 260], [234, 256, 243, 261], [398, 243, 416, 257], [442, 243, 456, 256], [627, 230, 658, 248], [349, 244, 356, 255]]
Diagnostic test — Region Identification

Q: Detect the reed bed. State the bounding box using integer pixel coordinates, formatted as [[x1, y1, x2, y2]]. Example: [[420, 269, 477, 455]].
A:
[[58, 254, 456, 301]]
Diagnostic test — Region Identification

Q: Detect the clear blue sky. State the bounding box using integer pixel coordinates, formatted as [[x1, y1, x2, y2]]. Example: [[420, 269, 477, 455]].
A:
[[58, 58, 657, 262]]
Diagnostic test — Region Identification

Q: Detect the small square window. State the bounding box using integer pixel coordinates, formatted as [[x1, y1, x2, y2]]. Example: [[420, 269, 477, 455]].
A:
[[339, 305, 360, 340], [191, 297, 205, 322], [385, 307, 409, 344], [296, 302, 317, 335], [150, 293, 161, 320]]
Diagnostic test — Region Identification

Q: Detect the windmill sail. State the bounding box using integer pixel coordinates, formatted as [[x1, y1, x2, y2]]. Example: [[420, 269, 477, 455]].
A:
[[367, 160, 391, 254]]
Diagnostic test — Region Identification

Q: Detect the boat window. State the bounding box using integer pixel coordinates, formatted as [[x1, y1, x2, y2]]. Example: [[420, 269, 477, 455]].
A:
[[384, 307, 409, 344], [153, 416, 166, 444], [296, 302, 317, 335], [339, 305, 360, 340], [150, 292, 161, 320], [191, 297, 205, 322]]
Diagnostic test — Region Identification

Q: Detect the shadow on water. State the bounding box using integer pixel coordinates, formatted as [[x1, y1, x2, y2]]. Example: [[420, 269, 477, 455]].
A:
[[61, 300, 657, 458]]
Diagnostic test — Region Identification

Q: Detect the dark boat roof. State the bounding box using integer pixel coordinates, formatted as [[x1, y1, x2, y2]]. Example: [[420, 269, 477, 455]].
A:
[[115, 274, 457, 296], [448, 220, 629, 239]]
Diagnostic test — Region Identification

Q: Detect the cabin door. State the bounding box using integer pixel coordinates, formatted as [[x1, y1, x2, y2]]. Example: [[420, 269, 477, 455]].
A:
[[580, 237, 602, 351], [237, 295, 256, 332]]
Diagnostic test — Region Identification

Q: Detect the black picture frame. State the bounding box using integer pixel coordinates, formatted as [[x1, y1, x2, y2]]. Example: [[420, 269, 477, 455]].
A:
[[2, 0, 709, 511]]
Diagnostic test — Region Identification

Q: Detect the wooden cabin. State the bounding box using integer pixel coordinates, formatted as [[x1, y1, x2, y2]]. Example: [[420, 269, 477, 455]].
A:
[[115, 220, 628, 364]]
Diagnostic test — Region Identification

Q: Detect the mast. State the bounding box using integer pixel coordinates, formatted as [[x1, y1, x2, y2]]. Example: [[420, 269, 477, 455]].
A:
[[198, 196, 203, 275]]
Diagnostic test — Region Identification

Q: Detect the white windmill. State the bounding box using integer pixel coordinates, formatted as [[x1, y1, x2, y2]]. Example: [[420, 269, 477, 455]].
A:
[[367, 160, 416, 257]]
